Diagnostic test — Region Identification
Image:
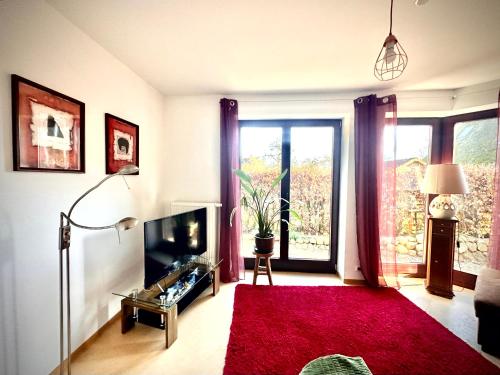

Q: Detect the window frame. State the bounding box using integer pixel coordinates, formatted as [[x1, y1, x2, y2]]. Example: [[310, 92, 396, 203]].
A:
[[239, 119, 342, 273]]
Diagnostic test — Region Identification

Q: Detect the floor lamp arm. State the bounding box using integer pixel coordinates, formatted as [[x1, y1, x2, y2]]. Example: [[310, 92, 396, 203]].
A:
[[61, 212, 117, 231], [67, 173, 118, 218], [67, 165, 138, 218]]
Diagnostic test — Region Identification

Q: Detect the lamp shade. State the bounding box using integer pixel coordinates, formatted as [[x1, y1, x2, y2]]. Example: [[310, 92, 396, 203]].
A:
[[117, 164, 139, 175], [421, 164, 469, 194], [115, 217, 139, 231]]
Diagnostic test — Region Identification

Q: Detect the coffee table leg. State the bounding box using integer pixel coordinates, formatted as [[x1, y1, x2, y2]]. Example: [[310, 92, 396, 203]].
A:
[[165, 304, 178, 348], [212, 268, 220, 296], [121, 300, 135, 334]]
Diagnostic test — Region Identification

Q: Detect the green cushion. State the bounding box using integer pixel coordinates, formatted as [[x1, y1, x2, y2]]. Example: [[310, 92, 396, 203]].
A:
[[300, 354, 372, 375]]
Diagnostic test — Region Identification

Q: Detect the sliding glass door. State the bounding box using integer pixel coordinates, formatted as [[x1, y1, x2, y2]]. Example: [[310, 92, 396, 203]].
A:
[[441, 109, 498, 287], [289, 127, 334, 261], [239, 127, 282, 260], [239, 120, 341, 273]]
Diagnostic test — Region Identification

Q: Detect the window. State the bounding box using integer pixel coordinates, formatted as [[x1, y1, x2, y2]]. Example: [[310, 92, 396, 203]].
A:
[[400, 110, 497, 286], [393, 125, 433, 265], [387, 119, 439, 275], [289, 127, 334, 260], [239, 120, 341, 272], [240, 127, 282, 259], [452, 117, 498, 275]]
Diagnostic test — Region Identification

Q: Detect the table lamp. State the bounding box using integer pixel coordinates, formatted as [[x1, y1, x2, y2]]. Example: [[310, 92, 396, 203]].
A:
[[58, 164, 139, 375], [420, 163, 469, 219]]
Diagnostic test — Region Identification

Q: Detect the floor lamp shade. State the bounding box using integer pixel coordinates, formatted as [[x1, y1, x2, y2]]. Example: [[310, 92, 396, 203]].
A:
[[117, 164, 139, 175], [421, 164, 469, 219], [116, 217, 138, 231]]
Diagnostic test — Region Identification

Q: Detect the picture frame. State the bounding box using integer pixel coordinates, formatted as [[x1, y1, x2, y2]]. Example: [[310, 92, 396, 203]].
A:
[[11, 74, 85, 173], [105, 113, 139, 175]]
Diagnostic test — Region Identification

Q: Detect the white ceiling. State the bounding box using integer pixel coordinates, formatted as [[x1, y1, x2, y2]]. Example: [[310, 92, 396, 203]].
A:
[[47, 0, 500, 95]]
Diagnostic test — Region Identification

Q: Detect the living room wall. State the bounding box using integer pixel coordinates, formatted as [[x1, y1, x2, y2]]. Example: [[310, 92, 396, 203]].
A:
[[162, 87, 498, 282], [162, 94, 360, 276], [0, 1, 166, 374], [1, 1, 498, 374]]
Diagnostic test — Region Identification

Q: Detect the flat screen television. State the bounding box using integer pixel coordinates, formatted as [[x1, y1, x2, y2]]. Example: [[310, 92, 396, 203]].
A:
[[144, 208, 207, 288]]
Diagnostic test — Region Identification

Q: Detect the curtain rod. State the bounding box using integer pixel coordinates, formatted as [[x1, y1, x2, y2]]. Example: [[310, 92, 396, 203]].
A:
[[237, 87, 499, 103], [238, 97, 445, 103]]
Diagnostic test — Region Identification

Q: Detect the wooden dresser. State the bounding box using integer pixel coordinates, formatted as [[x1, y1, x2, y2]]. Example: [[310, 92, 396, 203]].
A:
[[425, 217, 458, 299]]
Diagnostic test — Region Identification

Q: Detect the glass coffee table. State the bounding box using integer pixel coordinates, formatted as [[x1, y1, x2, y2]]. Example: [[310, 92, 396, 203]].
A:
[[113, 255, 222, 348]]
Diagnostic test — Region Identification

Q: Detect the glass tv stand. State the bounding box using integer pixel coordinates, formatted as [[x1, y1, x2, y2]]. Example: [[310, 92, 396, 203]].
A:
[[113, 255, 221, 348]]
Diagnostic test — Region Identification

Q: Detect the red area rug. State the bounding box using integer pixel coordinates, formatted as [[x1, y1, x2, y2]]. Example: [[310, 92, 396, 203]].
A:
[[223, 285, 500, 375]]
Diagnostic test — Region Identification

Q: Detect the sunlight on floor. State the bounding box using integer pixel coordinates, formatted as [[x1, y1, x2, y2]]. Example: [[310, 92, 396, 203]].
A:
[[63, 272, 499, 375]]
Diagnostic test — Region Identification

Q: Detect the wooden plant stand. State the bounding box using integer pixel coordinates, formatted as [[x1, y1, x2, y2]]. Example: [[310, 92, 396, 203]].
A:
[[252, 251, 274, 285]]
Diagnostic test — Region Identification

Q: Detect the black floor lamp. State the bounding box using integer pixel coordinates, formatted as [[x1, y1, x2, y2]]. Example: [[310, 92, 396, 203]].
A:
[[58, 164, 139, 375]]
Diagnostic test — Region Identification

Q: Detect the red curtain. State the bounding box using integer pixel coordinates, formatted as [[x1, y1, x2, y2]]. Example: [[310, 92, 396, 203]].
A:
[[220, 98, 244, 282], [354, 94, 398, 287], [488, 91, 500, 270]]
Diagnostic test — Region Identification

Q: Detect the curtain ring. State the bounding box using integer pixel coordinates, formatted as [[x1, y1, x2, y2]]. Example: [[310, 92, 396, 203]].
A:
[[382, 97, 389, 104], [356, 98, 364, 104], [229, 100, 235, 107]]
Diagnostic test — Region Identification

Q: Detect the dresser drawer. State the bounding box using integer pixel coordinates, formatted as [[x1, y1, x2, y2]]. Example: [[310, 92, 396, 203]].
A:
[[433, 219, 453, 228], [433, 226, 452, 235], [431, 219, 454, 235]]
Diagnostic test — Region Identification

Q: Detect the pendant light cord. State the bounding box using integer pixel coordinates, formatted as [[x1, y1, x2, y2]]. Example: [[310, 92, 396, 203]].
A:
[[389, 0, 393, 34]]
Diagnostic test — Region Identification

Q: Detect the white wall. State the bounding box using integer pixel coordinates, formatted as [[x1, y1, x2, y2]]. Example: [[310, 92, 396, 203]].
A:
[[0, 1, 166, 374], [163, 95, 221, 207], [453, 79, 499, 112], [162, 93, 363, 278], [237, 94, 363, 278]]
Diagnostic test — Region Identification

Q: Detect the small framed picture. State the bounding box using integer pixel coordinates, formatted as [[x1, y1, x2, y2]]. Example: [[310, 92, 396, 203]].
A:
[[105, 113, 139, 174], [11, 75, 85, 172]]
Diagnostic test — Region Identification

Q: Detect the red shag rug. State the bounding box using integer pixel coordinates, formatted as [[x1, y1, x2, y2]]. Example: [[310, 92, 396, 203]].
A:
[[223, 285, 500, 375]]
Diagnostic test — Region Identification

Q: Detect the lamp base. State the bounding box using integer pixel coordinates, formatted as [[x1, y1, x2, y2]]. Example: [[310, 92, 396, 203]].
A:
[[429, 194, 457, 219]]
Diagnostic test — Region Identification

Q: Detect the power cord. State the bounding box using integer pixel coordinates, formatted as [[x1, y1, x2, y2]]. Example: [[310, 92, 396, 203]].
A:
[[456, 220, 462, 272], [453, 220, 465, 293]]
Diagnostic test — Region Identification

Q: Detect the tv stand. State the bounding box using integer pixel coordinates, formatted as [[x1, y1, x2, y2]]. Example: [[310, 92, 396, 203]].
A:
[[114, 257, 221, 348]]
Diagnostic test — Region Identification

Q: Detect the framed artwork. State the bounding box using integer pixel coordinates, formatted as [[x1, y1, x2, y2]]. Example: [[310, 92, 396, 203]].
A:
[[11, 74, 85, 172], [105, 113, 139, 174]]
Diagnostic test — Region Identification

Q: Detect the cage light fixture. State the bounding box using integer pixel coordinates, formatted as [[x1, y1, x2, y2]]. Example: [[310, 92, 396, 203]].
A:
[[374, 0, 408, 81]]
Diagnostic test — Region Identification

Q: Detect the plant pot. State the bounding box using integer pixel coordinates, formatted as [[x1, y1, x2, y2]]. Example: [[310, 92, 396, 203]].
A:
[[255, 235, 274, 254]]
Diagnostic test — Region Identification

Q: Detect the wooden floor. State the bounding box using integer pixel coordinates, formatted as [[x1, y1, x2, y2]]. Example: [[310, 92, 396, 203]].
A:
[[64, 272, 500, 374]]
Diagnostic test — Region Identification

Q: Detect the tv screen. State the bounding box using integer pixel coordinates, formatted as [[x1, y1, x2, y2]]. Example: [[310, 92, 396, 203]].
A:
[[144, 208, 207, 288]]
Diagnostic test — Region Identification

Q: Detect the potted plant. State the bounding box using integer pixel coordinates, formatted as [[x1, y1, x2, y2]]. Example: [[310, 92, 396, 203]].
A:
[[230, 168, 300, 254]]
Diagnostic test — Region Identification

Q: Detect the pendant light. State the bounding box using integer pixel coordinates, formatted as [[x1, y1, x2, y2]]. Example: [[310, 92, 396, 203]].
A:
[[374, 0, 408, 81]]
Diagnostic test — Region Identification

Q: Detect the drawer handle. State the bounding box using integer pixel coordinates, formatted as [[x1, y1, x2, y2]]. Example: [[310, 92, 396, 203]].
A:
[[440, 229, 444, 232], [434, 260, 438, 263]]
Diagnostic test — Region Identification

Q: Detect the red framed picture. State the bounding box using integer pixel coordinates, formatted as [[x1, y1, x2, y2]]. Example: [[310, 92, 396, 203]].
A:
[[11, 75, 85, 172], [105, 113, 139, 174]]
